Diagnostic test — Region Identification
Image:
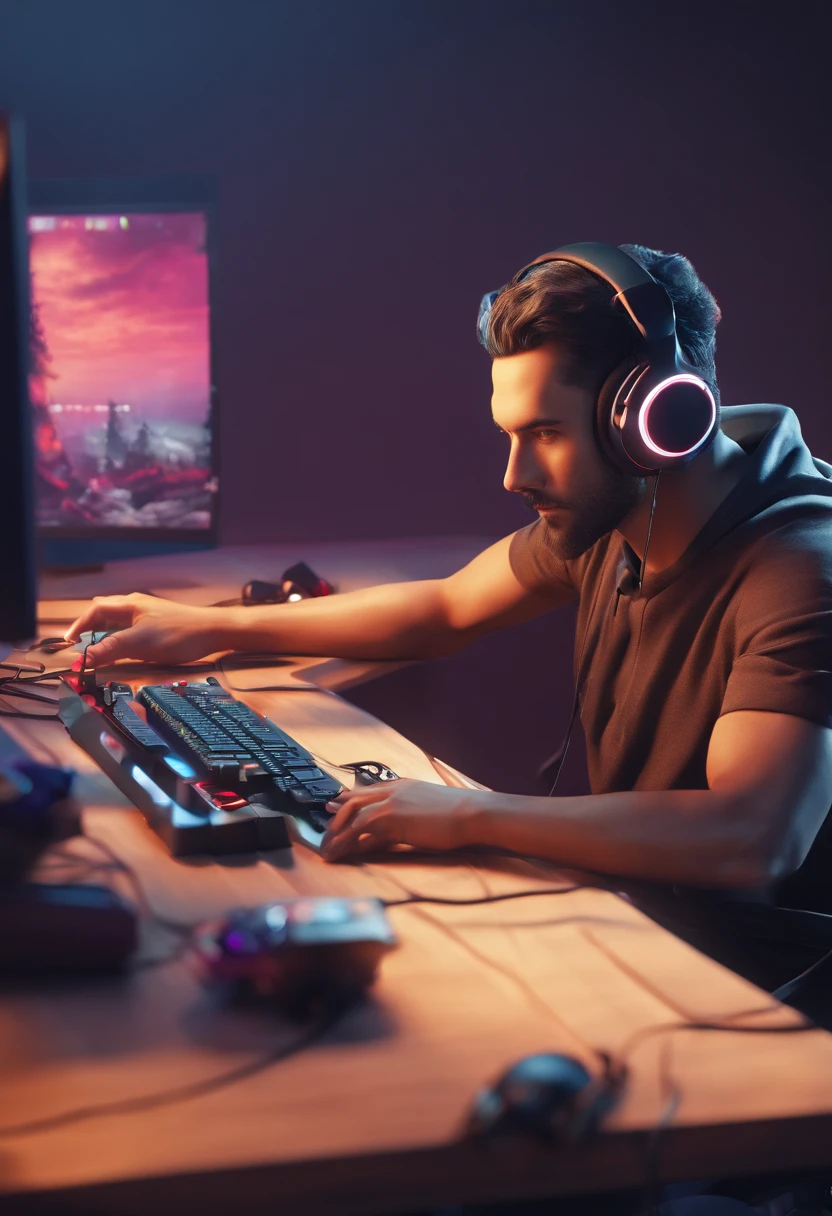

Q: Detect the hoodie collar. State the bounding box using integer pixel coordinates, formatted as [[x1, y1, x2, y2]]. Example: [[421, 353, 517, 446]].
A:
[[627, 405, 832, 599]]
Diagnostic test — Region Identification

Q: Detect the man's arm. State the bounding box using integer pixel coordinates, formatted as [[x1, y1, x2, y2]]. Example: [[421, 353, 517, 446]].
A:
[[322, 710, 832, 889], [66, 534, 573, 667]]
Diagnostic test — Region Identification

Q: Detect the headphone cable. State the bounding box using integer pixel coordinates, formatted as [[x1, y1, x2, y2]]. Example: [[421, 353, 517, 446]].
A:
[[639, 472, 661, 590], [545, 469, 661, 795]]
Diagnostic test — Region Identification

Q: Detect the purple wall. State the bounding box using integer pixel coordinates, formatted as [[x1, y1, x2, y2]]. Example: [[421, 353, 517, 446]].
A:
[[2, 0, 831, 547]]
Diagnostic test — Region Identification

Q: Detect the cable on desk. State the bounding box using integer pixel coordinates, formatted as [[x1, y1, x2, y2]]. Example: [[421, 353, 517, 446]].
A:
[[772, 942, 832, 1004], [81, 834, 196, 937], [77, 829, 587, 976], [0, 658, 47, 674], [381, 886, 582, 908], [0, 688, 62, 719], [0, 1007, 341, 1140], [643, 1035, 681, 1215], [409, 885, 812, 1046], [359, 855, 584, 910], [44, 835, 195, 967], [578, 923, 783, 1025], [364, 863, 608, 1059], [0, 656, 72, 719], [619, 1008, 819, 1216], [403, 876, 816, 1215], [82, 836, 819, 1024], [34, 851, 124, 886], [44, 836, 196, 968], [17, 840, 817, 1188]]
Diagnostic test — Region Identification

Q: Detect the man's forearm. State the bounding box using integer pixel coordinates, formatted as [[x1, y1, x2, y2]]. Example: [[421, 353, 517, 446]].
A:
[[216, 579, 464, 661], [463, 787, 772, 889]]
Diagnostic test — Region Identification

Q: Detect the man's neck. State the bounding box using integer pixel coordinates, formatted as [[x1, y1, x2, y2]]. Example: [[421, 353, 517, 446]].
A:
[[618, 430, 748, 575]]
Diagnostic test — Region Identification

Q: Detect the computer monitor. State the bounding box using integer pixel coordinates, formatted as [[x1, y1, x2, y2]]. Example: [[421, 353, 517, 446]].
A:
[[27, 177, 219, 561], [0, 114, 37, 645]]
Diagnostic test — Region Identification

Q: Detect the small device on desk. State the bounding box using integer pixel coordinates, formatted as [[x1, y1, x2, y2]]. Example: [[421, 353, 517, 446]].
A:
[[0, 724, 136, 973], [242, 562, 335, 606], [210, 561, 335, 608], [333, 760, 399, 787], [197, 896, 397, 1015], [0, 882, 138, 973], [0, 724, 81, 883], [467, 1052, 625, 1145]]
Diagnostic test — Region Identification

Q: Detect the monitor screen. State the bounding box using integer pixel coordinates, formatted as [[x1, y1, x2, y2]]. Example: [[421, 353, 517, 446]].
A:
[[27, 207, 216, 538]]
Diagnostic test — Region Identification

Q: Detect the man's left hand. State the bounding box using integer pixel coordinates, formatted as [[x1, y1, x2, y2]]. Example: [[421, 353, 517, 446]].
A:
[[320, 778, 481, 861]]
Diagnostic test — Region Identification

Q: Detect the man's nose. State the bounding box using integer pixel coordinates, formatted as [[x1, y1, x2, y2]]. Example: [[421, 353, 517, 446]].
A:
[[503, 440, 545, 494]]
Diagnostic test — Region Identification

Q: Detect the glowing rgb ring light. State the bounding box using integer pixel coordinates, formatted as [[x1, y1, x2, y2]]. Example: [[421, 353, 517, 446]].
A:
[[638, 374, 716, 458]]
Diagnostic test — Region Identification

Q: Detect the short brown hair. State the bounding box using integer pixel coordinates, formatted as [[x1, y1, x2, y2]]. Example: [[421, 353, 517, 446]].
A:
[[480, 244, 721, 400]]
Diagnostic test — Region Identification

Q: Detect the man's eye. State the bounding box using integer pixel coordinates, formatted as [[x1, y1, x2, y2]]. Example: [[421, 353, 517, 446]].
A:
[[535, 428, 559, 440]]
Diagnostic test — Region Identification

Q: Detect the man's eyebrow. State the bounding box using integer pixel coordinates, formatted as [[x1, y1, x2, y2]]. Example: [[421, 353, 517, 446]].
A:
[[493, 417, 563, 434]]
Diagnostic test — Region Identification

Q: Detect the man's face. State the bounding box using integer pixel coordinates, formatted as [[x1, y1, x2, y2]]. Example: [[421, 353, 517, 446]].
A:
[[491, 344, 645, 560]]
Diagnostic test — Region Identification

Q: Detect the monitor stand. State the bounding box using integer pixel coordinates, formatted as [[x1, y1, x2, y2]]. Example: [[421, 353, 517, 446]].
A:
[[39, 537, 214, 576]]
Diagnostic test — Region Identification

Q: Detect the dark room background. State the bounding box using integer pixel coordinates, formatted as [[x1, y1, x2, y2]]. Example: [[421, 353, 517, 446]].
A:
[[2, 0, 830, 792]]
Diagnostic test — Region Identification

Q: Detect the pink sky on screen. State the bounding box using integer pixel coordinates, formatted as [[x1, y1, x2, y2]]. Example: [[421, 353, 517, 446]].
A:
[[29, 212, 210, 421]]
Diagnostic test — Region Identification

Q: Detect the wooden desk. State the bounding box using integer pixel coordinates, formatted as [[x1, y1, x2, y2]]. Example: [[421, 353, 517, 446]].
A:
[[37, 536, 496, 617], [0, 547, 830, 1212]]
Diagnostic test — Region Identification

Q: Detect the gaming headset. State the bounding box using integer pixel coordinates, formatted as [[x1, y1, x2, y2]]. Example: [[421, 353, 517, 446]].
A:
[[478, 241, 717, 476]]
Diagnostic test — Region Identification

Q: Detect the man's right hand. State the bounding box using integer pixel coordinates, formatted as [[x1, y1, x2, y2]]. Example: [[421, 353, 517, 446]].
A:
[[64, 593, 229, 668]]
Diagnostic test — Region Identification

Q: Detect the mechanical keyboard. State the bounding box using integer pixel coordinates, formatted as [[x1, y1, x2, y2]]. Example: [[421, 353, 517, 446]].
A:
[[136, 678, 344, 828], [62, 674, 349, 855]]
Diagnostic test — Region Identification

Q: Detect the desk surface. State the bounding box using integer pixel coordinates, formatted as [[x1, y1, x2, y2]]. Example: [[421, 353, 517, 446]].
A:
[[2, 546, 832, 1212], [38, 535, 495, 609]]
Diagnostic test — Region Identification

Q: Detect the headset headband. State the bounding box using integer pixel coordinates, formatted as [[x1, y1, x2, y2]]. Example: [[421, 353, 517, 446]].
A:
[[484, 241, 717, 475], [519, 241, 676, 346]]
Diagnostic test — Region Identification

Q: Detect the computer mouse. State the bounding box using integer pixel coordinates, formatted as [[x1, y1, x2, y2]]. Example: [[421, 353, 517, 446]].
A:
[[196, 896, 398, 1017], [343, 761, 400, 787], [467, 1052, 595, 1142], [80, 630, 116, 647]]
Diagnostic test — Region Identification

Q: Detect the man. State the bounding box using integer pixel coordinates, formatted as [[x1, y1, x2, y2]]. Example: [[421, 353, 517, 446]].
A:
[[67, 244, 832, 979]]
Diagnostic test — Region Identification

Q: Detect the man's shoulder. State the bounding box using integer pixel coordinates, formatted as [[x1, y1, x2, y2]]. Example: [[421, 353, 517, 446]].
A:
[[732, 505, 832, 617], [508, 520, 613, 598], [745, 496, 832, 561]]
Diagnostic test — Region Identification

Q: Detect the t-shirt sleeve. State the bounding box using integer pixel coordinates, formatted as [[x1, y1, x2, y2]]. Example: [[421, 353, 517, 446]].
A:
[[508, 521, 581, 601], [721, 534, 832, 728]]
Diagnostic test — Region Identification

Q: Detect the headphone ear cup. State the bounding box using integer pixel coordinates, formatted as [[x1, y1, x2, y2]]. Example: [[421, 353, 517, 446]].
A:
[[619, 365, 717, 471], [595, 357, 649, 476]]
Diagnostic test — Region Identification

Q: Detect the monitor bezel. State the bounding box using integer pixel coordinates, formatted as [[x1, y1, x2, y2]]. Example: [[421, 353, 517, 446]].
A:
[[27, 176, 220, 545], [0, 114, 37, 642]]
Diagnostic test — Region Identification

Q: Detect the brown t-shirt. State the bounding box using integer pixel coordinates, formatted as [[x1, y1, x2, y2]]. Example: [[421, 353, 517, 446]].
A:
[[509, 403, 832, 808]]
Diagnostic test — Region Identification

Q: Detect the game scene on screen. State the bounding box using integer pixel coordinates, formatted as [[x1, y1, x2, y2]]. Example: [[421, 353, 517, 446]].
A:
[[28, 210, 215, 530]]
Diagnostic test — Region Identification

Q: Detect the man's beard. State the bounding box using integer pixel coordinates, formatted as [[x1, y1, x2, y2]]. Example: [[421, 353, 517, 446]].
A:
[[523, 470, 645, 560]]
